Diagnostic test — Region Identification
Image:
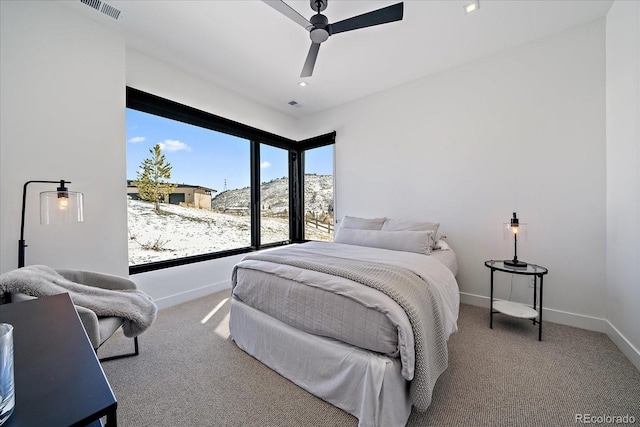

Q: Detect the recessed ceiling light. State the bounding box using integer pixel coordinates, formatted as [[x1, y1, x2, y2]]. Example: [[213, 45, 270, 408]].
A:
[[464, 0, 479, 14], [299, 81, 308, 87]]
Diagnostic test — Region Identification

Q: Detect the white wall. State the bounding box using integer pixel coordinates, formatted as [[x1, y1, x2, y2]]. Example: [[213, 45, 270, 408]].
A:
[[605, 0, 640, 368], [298, 20, 607, 328], [0, 1, 128, 276], [126, 49, 299, 140]]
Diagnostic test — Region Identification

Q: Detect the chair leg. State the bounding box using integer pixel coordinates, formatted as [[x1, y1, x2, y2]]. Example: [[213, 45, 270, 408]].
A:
[[99, 336, 139, 362]]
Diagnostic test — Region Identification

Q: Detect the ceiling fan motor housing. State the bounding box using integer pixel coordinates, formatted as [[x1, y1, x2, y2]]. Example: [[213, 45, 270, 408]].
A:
[[309, 14, 330, 43]]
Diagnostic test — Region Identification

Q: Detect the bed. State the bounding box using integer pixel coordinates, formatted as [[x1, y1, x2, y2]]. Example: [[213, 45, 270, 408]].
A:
[[229, 217, 460, 427]]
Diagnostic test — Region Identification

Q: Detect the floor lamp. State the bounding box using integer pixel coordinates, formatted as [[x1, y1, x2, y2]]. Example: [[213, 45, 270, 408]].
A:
[[18, 180, 84, 268]]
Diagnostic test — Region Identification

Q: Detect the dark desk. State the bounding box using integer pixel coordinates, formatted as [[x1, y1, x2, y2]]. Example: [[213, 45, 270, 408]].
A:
[[0, 293, 117, 427]]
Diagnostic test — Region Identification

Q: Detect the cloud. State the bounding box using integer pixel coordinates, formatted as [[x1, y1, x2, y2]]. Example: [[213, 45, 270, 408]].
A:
[[260, 161, 271, 169], [158, 139, 191, 152], [128, 136, 146, 144]]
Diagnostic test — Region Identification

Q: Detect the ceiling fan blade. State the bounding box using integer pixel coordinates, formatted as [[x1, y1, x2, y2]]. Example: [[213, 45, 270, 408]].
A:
[[301, 42, 321, 77], [262, 0, 313, 31], [330, 2, 403, 35]]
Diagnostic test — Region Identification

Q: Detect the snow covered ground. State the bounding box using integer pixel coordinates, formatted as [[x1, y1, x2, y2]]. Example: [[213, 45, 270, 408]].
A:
[[128, 199, 332, 265]]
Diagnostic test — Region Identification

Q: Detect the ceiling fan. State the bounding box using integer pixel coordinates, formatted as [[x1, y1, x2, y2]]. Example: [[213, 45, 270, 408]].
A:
[[263, 0, 404, 77]]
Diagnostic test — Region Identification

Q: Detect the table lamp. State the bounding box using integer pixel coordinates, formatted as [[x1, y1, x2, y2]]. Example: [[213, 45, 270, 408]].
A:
[[504, 212, 527, 268]]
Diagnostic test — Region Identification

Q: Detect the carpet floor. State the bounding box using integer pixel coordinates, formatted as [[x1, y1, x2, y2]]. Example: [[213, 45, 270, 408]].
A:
[[100, 290, 640, 427]]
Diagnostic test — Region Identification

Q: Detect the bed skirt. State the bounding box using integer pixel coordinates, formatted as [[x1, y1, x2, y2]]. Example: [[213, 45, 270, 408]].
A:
[[229, 298, 412, 427]]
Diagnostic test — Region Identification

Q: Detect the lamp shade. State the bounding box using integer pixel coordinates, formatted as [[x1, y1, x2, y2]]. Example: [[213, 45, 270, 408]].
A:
[[503, 215, 527, 240], [40, 190, 84, 225]]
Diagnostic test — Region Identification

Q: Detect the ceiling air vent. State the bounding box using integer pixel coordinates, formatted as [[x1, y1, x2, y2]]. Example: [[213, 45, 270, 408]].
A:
[[100, 3, 121, 20], [80, 0, 122, 20], [288, 100, 302, 108], [80, 0, 101, 11]]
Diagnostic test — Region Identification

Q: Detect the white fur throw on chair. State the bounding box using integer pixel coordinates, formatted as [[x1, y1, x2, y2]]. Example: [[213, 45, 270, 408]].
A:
[[0, 265, 157, 338]]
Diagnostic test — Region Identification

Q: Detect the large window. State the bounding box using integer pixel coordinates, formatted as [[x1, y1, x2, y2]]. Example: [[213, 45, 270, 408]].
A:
[[259, 144, 290, 245], [303, 145, 334, 241], [126, 109, 252, 266], [126, 87, 334, 273]]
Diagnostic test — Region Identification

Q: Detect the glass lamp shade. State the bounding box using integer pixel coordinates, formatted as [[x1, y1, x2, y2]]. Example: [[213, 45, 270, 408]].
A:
[[503, 222, 527, 240], [40, 190, 84, 225]]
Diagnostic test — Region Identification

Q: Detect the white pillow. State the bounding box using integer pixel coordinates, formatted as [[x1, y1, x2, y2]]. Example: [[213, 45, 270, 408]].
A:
[[381, 219, 441, 247], [341, 215, 387, 230], [381, 218, 440, 232], [434, 239, 451, 251], [334, 228, 433, 255]]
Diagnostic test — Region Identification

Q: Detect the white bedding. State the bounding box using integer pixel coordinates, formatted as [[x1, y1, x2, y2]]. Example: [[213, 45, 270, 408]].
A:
[[262, 241, 460, 337], [431, 248, 458, 277], [232, 242, 460, 383], [234, 267, 405, 357]]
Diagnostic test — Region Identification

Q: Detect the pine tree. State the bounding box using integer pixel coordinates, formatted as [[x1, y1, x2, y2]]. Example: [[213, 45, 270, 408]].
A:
[[133, 144, 177, 212]]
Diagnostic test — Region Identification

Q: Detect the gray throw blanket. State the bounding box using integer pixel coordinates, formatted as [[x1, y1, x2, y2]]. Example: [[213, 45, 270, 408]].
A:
[[0, 265, 157, 338], [240, 251, 449, 411]]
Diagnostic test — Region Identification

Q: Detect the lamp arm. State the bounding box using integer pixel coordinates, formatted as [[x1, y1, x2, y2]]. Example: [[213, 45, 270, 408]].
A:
[[18, 180, 70, 268]]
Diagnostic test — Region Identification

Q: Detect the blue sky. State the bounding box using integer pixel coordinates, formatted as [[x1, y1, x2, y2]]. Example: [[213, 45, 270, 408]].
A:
[[126, 109, 333, 192]]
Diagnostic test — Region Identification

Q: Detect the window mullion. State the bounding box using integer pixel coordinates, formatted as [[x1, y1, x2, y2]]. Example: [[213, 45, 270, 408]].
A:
[[289, 149, 304, 242], [250, 140, 261, 249]]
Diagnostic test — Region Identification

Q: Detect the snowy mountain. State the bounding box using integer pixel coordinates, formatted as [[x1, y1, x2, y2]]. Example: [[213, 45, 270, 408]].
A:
[[211, 174, 333, 215]]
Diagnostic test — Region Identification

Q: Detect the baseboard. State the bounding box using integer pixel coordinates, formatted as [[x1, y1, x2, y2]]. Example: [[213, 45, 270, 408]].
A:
[[153, 280, 231, 310], [460, 292, 608, 332], [603, 320, 640, 371], [460, 292, 640, 370]]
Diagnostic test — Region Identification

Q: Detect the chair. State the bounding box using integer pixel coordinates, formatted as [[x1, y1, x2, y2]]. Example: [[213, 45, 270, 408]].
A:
[[10, 268, 140, 362]]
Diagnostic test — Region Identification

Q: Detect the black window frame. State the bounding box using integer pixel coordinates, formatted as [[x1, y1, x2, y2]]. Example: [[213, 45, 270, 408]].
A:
[[126, 87, 335, 274]]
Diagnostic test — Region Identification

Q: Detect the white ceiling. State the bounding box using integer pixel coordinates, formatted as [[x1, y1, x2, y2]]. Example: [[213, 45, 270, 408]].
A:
[[60, 0, 613, 118]]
